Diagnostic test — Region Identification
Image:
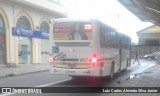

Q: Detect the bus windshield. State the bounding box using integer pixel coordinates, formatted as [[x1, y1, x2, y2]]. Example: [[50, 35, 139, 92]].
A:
[[53, 22, 92, 40]]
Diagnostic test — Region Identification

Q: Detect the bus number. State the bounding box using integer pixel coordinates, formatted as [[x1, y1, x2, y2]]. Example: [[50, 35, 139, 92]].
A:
[[80, 58, 88, 62]]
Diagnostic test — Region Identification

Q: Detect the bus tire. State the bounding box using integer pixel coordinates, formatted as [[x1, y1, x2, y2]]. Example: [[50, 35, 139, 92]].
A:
[[109, 63, 114, 80], [124, 59, 128, 71]]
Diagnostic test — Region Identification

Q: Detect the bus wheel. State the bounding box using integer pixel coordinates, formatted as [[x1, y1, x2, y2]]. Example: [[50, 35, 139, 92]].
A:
[[124, 59, 129, 71], [109, 63, 114, 80]]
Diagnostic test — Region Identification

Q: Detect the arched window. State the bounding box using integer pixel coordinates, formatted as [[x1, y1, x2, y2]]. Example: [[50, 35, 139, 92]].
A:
[[16, 16, 31, 30], [40, 21, 50, 63], [16, 16, 32, 64], [0, 15, 6, 64], [40, 21, 50, 33], [0, 16, 5, 33], [0, 16, 4, 27]]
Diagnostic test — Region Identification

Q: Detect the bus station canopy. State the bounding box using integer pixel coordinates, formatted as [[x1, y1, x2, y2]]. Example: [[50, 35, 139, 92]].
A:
[[118, 0, 160, 26]]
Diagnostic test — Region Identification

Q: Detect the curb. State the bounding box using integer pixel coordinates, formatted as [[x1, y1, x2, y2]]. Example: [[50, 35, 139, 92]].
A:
[[0, 69, 49, 79]]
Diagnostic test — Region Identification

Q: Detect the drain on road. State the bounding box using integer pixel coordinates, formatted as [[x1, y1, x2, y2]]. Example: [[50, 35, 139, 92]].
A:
[[116, 74, 137, 84]]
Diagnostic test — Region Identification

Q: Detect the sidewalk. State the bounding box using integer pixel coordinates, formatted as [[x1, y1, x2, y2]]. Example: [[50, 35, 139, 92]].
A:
[[101, 64, 160, 96], [0, 63, 50, 78]]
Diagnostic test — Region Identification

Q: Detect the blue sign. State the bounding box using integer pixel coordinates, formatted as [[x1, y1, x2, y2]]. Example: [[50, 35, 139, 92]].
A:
[[12, 27, 49, 39], [41, 32, 49, 39]]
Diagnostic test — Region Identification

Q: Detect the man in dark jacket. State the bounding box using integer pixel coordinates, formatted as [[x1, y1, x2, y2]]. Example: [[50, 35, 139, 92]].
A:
[[133, 51, 140, 65]]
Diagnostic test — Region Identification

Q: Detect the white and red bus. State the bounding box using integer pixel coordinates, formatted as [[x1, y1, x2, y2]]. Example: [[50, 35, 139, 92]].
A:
[[49, 18, 131, 80]]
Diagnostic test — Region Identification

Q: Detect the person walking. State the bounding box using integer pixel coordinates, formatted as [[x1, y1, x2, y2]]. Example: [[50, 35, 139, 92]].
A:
[[133, 51, 140, 65]]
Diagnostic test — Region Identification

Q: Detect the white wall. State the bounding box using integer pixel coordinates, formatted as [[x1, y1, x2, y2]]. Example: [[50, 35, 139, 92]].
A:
[[14, 0, 67, 16], [0, 0, 67, 64]]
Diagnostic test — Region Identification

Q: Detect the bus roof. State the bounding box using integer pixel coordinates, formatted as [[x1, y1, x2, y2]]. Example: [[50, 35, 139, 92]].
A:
[[51, 18, 116, 30], [51, 18, 93, 23]]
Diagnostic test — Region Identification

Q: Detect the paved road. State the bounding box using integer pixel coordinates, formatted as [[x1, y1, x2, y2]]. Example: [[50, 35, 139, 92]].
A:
[[0, 59, 156, 96]]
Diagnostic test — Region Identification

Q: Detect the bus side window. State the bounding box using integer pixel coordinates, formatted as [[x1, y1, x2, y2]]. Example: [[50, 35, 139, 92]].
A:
[[108, 29, 111, 40], [124, 37, 128, 49], [111, 31, 116, 48], [110, 31, 113, 40], [124, 37, 126, 49], [106, 30, 109, 47], [115, 32, 118, 40], [115, 32, 118, 48], [105, 28, 108, 38], [110, 30, 113, 47], [122, 37, 125, 48], [100, 27, 105, 47], [113, 31, 115, 40], [104, 29, 108, 47], [127, 38, 131, 49]]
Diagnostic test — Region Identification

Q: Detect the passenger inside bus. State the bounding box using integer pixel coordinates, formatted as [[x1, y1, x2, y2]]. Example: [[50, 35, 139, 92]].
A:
[[69, 23, 88, 40], [73, 23, 82, 40]]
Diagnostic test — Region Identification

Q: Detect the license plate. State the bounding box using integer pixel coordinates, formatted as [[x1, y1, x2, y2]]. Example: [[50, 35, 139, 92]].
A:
[[68, 63, 76, 68], [66, 70, 76, 73]]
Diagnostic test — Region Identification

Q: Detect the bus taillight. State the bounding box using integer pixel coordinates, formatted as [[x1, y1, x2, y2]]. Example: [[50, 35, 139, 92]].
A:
[[49, 57, 53, 62], [90, 54, 98, 66], [49, 54, 53, 63], [91, 57, 97, 63]]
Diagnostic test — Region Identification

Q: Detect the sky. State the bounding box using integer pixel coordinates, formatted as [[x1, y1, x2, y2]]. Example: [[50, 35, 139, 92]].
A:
[[61, 0, 153, 43]]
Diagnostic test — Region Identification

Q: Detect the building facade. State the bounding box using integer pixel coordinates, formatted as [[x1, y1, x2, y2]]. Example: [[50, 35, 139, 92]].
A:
[[0, 0, 67, 64], [137, 25, 160, 46]]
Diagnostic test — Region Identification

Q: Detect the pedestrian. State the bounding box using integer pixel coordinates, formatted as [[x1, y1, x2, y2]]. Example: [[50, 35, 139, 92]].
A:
[[133, 51, 140, 65]]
